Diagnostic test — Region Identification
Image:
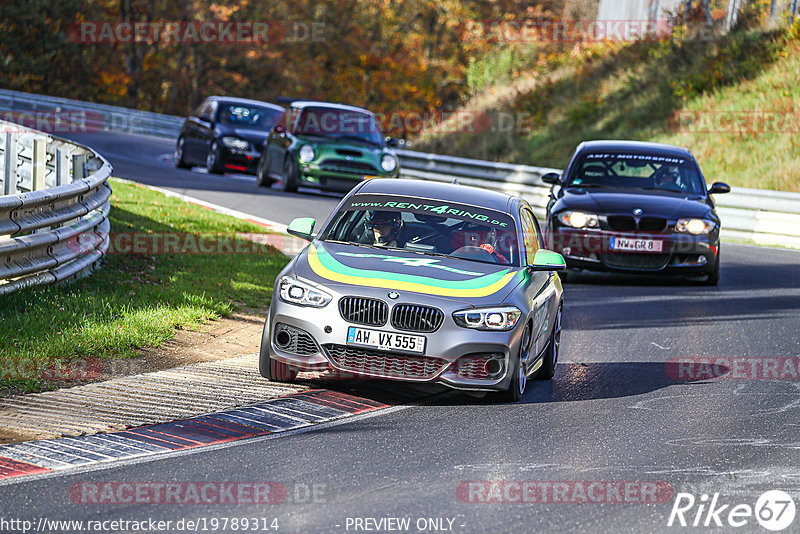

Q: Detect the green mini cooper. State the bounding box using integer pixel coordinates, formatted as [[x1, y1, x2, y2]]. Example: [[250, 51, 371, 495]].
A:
[[256, 101, 401, 193]]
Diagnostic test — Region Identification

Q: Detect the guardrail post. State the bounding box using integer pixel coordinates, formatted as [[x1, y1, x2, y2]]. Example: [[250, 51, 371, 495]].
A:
[[72, 153, 87, 181], [32, 138, 46, 191], [3, 132, 18, 196], [55, 147, 69, 186]]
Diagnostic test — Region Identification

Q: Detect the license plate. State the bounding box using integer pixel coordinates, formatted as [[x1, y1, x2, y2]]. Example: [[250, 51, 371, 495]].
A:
[[610, 237, 663, 253], [347, 327, 426, 354]]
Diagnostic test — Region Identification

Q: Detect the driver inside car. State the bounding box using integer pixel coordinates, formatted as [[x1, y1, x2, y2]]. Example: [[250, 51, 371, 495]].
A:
[[653, 165, 683, 190], [364, 210, 407, 248]]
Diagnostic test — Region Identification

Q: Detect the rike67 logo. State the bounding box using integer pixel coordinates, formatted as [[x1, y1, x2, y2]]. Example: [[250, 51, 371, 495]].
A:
[[668, 490, 796, 531]]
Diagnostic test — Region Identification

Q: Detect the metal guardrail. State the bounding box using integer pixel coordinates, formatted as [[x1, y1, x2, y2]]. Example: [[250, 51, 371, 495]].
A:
[[0, 88, 181, 139], [0, 119, 112, 295], [1, 88, 798, 249]]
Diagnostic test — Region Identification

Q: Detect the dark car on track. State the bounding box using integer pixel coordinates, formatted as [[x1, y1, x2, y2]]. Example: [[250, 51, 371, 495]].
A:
[[543, 140, 730, 285], [174, 96, 285, 175], [256, 101, 401, 193]]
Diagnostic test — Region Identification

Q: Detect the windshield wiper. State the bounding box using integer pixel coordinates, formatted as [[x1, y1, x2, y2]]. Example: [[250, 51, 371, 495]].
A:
[[297, 132, 337, 141], [565, 183, 608, 188], [385, 246, 452, 259], [638, 187, 685, 193], [336, 134, 380, 146], [322, 239, 385, 249]]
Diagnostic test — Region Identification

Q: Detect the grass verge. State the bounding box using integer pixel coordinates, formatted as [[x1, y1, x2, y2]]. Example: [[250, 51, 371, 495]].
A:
[[0, 178, 289, 394]]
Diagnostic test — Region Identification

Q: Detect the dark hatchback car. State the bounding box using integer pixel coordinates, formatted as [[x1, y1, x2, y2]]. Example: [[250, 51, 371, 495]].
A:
[[543, 141, 730, 285], [256, 101, 400, 193], [175, 96, 284, 175]]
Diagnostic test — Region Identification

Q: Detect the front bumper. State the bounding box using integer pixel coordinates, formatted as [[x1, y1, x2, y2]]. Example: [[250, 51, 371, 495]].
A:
[[549, 227, 718, 275], [298, 164, 398, 192], [219, 146, 260, 174], [267, 296, 525, 391]]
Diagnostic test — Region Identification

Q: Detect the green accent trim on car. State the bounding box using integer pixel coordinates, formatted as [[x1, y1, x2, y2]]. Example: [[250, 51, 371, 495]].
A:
[[530, 249, 567, 271], [287, 218, 316, 241]]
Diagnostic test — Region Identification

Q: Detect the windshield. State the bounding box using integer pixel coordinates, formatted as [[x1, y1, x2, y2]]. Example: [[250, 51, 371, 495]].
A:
[[567, 152, 706, 194], [322, 195, 520, 267], [293, 107, 383, 146], [217, 104, 282, 130]]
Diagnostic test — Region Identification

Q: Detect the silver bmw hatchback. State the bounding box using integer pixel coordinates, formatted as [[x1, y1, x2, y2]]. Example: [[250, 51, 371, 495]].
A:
[[259, 179, 566, 401]]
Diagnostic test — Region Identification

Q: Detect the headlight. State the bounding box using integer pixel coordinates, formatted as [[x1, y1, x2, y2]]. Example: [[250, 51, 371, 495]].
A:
[[675, 218, 714, 235], [380, 154, 398, 173], [558, 211, 599, 229], [220, 136, 249, 150], [298, 144, 315, 163], [453, 306, 521, 331], [279, 276, 331, 308]]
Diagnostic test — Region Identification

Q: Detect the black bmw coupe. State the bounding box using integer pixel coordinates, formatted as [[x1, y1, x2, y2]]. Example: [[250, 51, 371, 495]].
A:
[[543, 141, 730, 285]]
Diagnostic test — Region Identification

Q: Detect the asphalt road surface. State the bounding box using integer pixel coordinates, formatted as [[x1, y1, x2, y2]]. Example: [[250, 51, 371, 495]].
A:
[[66, 131, 343, 226], [2, 131, 799, 533]]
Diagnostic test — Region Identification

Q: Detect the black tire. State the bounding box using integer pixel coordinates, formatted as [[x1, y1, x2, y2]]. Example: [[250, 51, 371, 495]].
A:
[[281, 155, 299, 193], [174, 137, 191, 169], [702, 249, 720, 286], [536, 305, 562, 380], [206, 141, 224, 174], [258, 319, 299, 383], [256, 153, 274, 188], [496, 322, 532, 403]]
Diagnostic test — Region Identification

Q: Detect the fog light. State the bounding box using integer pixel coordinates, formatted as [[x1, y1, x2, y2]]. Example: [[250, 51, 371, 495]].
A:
[[486, 359, 503, 377], [275, 330, 292, 348]]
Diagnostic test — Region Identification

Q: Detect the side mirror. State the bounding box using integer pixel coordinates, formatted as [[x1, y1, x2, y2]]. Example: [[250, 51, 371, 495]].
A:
[[198, 114, 212, 123], [708, 182, 730, 195], [529, 249, 566, 272], [541, 172, 561, 185], [287, 217, 316, 241], [273, 124, 286, 134]]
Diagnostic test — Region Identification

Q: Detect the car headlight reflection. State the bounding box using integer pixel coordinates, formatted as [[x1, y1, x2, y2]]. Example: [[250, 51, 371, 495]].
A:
[[380, 154, 398, 173], [453, 306, 521, 331], [675, 218, 714, 235], [298, 144, 316, 163], [220, 136, 249, 150], [558, 211, 599, 229], [279, 276, 331, 307]]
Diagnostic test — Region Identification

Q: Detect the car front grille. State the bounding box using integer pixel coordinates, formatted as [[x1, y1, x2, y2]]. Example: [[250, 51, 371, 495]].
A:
[[273, 323, 319, 356], [323, 344, 447, 380], [602, 253, 670, 270], [606, 215, 667, 232], [334, 149, 363, 158], [339, 297, 388, 327], [638, 217, 667, 232], [607, 216, 637, 231], [391, 304, 444, 333], [319, 159, 378, 174]]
